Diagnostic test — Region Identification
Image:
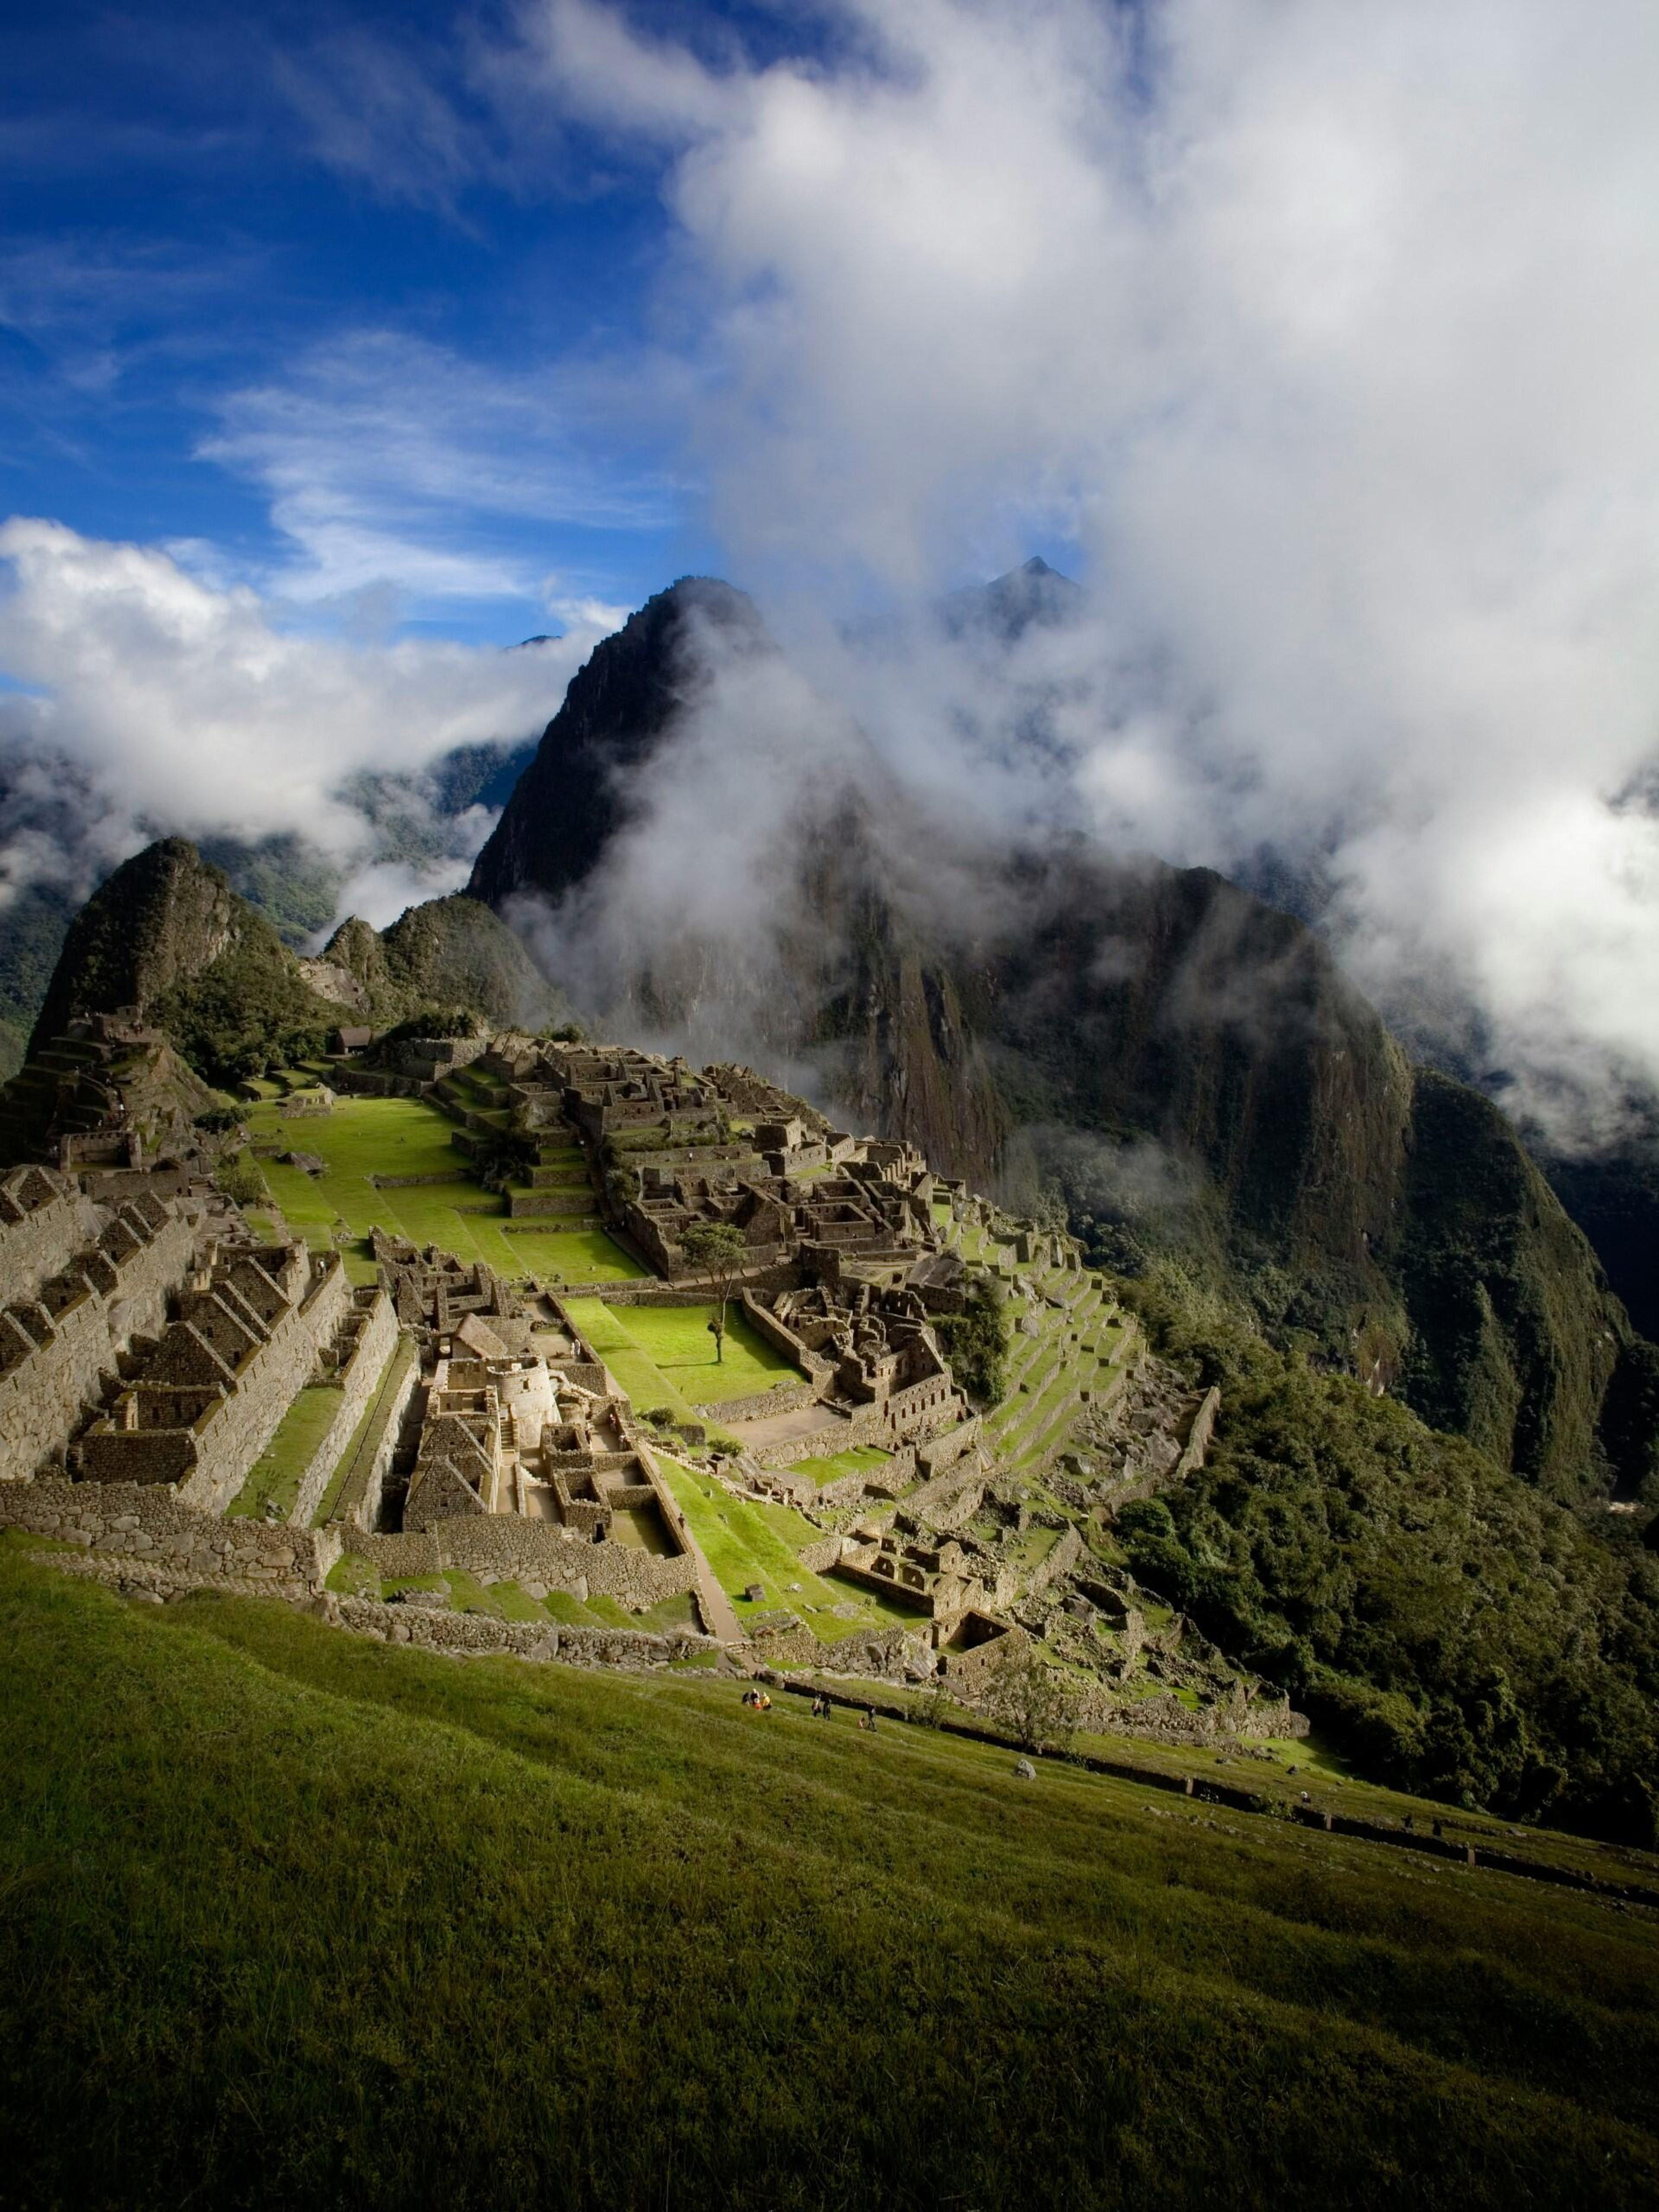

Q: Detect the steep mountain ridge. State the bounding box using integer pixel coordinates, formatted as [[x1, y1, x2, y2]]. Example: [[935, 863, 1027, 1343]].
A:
[[10, 841, 558, 1105], [468, 575, 1649, 1503]]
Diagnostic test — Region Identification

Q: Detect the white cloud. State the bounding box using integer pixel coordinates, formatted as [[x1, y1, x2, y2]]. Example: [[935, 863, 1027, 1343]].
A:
[[0, 516, 597, 903], [200, 330, 676, 609], [506, 0, 1659, 1120]]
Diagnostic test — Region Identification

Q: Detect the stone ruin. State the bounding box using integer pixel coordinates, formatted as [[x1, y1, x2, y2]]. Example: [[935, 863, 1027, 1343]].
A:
[[371, 1229, 517, 1332], [76, 1241, 356, 1514], [358, 1236, 700, 1615], [0, 1023, 1297, 1746]]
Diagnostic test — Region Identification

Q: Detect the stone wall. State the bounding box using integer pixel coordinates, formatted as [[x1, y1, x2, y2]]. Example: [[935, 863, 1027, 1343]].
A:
[[916, 1419, 981, 1480], [574, 1264, 802, 1310], [810, 1445, 918, 1511], [903, 1432, 987, 1522], [736, 1292, 836, 1385], [0, 1202, 194, 1484], [1025, 1524, 1083, 1599], [697, 1376, 820, 1423], [325, 1592, 715, 1668], [938, 1620, 1030, 1694], [1174, 1386, 1222, 1481], [289, 1291, 399, 1529], [0, 1171, 96, 1304], [0, 1474, 341, 1597], [344, 1515, 698, 1609], [745, 1373, 966, 1469], [1070, 1680, 1309, 1746], [174, 1259, 352, 1516], [327, 1335, 421, 1534]]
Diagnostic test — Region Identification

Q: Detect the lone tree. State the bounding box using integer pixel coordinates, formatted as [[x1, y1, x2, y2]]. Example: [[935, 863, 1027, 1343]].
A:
[[986, 1647, 1080, 1755], [680, 1220, 748, 1364]]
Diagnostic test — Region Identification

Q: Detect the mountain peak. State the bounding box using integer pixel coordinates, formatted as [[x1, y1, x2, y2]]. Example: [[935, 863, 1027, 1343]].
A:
[[941, 556, 1083, 641]]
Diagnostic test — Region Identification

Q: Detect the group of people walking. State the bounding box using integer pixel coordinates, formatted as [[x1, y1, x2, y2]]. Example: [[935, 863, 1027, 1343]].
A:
[[741, 1687, 884, 1729]]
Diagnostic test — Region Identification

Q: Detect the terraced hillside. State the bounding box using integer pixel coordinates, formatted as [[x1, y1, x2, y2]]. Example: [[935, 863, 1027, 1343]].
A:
[[236, 1077, 644, 1285]]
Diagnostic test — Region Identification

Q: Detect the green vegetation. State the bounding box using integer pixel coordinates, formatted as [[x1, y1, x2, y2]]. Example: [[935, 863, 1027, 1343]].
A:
[[657, 1459, 906, 1639], [564, 1298, 799, 1409], [225, 1388, 343, 1521], [375, 894, 559, 1030], [1119, 1263, 1659, 1843], [677, 1218, 747, 1361], [788, 1444, 893, 1486], [213, 1150, 267, 1207], [1392, 1070, 1634, 1501], [2, 1547, 1656, 2209], [240, 1095, 644, 1281], [932, 1270, 1009, 1406], [153, 921, 353, 1085]]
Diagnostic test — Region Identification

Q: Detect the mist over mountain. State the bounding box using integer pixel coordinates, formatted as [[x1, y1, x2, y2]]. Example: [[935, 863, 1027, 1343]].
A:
[[468, 570, 1659, 1506]]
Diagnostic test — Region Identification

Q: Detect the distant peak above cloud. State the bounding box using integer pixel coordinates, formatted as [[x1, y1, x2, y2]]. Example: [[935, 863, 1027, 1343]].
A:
[[940, 556, 1084, 642]]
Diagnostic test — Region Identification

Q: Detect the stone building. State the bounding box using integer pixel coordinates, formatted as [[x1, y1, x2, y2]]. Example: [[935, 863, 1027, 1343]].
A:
[[77, 1240, 350, 1513], [0, 1167, 197, 1484], [370, 1229, 516, 1332]]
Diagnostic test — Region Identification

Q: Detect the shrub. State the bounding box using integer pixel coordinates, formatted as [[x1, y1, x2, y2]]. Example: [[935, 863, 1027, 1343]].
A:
[[984, 1647, 1079, 1754], [933, 1272, 1008, 1407], [214, 1155, 266, 1208]]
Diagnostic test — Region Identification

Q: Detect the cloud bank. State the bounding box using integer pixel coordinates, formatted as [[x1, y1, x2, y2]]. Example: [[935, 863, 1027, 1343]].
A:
[[0, 517, 594, 926], [512, 0, 1659, 1137]]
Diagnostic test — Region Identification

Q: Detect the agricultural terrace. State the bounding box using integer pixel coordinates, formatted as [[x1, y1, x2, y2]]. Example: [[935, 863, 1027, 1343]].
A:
[[562, 1297, 801, 1412], [237, 1092, 645, 1283], [940, 1209, 1138, 1475], [785, 1444, 894, 1487]]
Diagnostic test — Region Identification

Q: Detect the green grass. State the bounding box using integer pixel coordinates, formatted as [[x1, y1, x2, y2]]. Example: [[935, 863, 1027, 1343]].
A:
[[657, 1459, 913, 1641], [787, 1444, 894, 1486], [224, 1387, 343, 1520], [1, 1544, 1656, 2210], [241, 1095, 644, 1280], [563, 1298, 801, 1408]]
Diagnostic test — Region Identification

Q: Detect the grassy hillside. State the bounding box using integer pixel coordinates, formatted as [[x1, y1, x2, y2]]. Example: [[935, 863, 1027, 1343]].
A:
[[2, 1541, 1657, 2210]]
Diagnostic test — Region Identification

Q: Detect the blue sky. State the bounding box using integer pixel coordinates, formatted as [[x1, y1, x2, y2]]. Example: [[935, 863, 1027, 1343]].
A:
[[0, 0, 755, 642], [2, 0, 1097, 647]]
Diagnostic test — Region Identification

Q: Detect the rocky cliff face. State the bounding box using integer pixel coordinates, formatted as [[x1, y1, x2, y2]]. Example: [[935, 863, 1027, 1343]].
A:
[[469, 577, 768, 910], [466, 575, 1650, 1501]]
